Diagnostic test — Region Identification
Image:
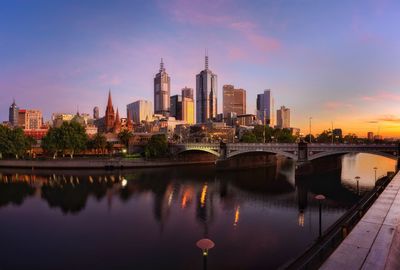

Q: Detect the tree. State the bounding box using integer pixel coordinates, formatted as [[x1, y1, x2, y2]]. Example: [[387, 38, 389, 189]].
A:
[[241, 131, 257, 143], [42, 127, 61, 159], [253, 125, 274, 143], [92, 133, 107, 154], [8, 128, 30, 159], [274, 128, 296, 143], [316, 130, 332, 143], [304, 134, 315, 143], [0, 126, 11, 159], [145, 134, 168, 158], [118, 130, 133, 148]]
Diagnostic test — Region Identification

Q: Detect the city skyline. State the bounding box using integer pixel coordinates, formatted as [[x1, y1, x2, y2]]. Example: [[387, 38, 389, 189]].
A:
[[1, 0, 400, 136]]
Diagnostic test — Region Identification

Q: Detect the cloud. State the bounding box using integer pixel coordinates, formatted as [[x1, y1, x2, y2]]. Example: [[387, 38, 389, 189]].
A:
[[378, 115, 400, 123], [323, 101, 354, 110], [158, 0, 281, 61], [362, 90, 400, 102]]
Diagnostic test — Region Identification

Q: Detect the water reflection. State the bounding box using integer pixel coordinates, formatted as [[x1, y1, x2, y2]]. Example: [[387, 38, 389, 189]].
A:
[[0, 153, 395, 270]]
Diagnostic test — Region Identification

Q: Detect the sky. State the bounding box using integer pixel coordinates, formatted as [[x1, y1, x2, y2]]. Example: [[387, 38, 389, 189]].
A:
[[1, 0, 400, 137]]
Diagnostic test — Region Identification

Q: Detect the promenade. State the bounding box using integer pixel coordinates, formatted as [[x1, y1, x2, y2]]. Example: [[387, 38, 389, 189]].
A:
[[320, 171, 400, 270]]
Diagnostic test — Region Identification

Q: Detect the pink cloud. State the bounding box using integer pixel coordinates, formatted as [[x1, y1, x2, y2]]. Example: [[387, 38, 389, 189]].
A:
[[158, 0, 281, 60], [362, 90, 400, 102], [323, 101, 354, 110]]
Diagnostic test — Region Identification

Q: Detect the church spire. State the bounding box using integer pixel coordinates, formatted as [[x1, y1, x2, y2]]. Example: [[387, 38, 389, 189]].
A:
[[107, 89, 113, 108]]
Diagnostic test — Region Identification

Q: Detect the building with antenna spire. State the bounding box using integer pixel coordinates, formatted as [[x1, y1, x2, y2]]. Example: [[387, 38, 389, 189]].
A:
[[154, 58, 171, 116], [196, 52, 218, 123], [9, 99, 19, 127]]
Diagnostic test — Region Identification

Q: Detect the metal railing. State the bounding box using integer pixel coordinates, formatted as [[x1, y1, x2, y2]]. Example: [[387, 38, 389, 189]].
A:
[[281, 172, 396, 270]]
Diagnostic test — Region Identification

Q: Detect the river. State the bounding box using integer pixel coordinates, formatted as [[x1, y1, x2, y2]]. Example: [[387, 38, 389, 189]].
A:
[[0, 153, 396, 269]]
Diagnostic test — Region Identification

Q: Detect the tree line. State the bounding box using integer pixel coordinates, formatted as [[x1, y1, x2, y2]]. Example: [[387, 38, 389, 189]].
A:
[[0, 126, 36, 159]]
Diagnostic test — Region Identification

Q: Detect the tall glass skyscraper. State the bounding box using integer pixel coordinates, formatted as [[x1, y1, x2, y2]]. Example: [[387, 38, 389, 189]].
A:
[[196, 55, 218, 123], [256, 89, 275, 126], [154, 59, 170, 116]]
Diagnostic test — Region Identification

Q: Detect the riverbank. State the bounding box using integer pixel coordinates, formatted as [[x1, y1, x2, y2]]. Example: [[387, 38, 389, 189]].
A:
[[0, 158, 215, 169]]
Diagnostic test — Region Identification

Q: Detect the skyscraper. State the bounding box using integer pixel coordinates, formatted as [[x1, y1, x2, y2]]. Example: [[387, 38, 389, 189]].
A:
[[170, 95, 183, 120], [276, 106, 290, 129], [182, 97, 194, 124], [196, 54, 218, 123], [154, 58, 170, 116], [182, 87, 194, 100], [9, 99, 19, 127], [223, 84, 246, 117], [256, 90, 274, 126], [105, 90, 115, 132], [127, 100, 153, 124], [93, 106, 99, 120]]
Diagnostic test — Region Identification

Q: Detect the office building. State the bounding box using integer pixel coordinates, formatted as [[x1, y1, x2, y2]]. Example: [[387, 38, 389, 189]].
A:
[[127, 100, 153, 124], [276, 106, 290, 129], [182, 87, 194, 100], [367, 132, 374, 141], [223, 85, 246, 117], [8, 99, 19, 127], [256, 89, 274, 126], [19, 109, 43, 130], [154, 59, 170, 116], [196, 54, 218, 123], [170, 95, 183, 120], [182, 97, 194, 124]]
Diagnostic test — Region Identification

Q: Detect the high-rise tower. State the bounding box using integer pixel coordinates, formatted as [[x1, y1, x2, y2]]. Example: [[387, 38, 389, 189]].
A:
[[105, 90, 115, 132], [196, 53, 218, 123], [154, 58, 171, 116], [9, 99, 19, 127], [256, 89, 274, 126]]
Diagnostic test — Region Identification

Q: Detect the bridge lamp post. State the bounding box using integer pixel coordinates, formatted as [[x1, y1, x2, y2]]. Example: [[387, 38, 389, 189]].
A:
[[355, 176, 360, 195], [309, 117, 312, 143], [373, 167, 378, 185], [196, 238, 215, 270], [315, 194, 326, 238]]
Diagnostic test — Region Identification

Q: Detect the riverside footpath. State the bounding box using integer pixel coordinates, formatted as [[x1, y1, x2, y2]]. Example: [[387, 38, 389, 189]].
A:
[[320, 170, 400, 270]]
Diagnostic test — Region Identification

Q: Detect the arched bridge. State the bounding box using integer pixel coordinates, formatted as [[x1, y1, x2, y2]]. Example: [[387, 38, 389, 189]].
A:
[[172, 143, 400, 163]]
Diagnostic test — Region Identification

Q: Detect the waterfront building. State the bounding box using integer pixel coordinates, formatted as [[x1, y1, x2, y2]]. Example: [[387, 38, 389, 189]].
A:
[[276, 106, 290, 129], [105, 90, 115, 132], [256, 89, 274, 126], [182, 87, 194, 100], [154, 59, 170, 116], [170, 95, 183, 120], [18, 109, 43, 130], [113, 108, 121, 133], [9, 99, 19, 127], [127, 100, 153, 124], [93, 106, 99, 120], [223, 85, 246, 117], [196, 54, 218, 123]]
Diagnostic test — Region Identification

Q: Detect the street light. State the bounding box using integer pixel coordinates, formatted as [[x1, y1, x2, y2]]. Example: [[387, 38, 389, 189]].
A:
[[196, 238, 215, 270], [315, 194, 326, 238], [309, 117, 312, 143], [355, 176, 360, 195], [373, 167, 378, 185]]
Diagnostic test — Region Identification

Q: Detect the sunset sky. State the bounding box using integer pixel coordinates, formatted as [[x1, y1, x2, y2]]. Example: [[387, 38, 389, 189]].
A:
[[1, 0, 399, 137]]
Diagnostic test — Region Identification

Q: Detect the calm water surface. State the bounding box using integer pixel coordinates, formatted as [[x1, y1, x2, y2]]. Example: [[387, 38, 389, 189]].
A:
[[0, 154, 396, 269]]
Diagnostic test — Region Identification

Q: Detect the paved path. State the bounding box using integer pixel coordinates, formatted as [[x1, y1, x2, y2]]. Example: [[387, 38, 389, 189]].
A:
[[320, 171, 400, 270]]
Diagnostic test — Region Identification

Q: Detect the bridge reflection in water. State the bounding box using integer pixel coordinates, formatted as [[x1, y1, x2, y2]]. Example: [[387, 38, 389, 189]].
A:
[[0, 153, 396, 270]]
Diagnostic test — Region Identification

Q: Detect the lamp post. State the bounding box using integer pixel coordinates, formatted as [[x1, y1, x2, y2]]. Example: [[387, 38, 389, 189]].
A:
[[315, 194, 326, 238], [373, 167, 378, 185], [355, 176, 360, 195], [309, 117, 312, 143], [196, 238, 215, 270]]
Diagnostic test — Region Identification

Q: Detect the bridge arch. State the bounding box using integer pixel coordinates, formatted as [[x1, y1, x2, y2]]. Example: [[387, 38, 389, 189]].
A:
[[227, 149, 298, 160], [308, 150, 398, 161], [176, 148, 220, 157]]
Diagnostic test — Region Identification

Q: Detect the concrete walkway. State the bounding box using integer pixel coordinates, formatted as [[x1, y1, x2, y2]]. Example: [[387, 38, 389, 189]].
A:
[[320, 171, 400, 270]]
